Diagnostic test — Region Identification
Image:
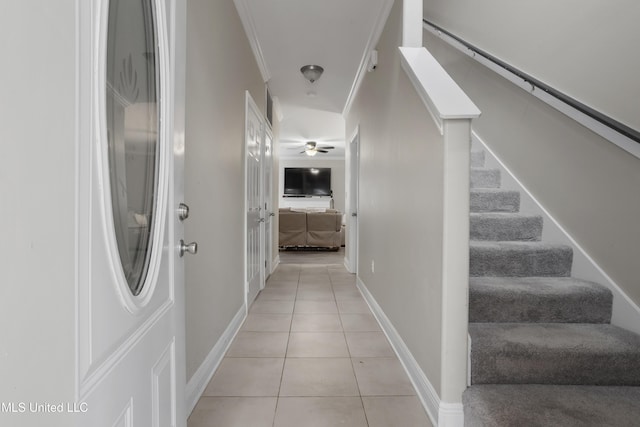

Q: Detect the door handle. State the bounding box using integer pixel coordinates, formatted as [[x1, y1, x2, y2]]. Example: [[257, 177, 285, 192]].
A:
[[258, 218, 265, 223], [269, 212, 275, 217], [178, 203, 190, 221], [179, 240, 198, 257], [351, 212, 358, 217]]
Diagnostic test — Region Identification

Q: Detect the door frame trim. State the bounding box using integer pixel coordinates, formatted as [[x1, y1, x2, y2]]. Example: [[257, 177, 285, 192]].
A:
[[346, 125, 360, 274], [263, 123, 274, 280]]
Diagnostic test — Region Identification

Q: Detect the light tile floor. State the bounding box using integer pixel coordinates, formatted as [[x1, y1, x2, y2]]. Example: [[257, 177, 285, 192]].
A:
[[188, 264, 433, 427]]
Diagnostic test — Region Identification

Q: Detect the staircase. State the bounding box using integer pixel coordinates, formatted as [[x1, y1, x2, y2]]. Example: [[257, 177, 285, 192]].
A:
[[464, 149, 640, 426]]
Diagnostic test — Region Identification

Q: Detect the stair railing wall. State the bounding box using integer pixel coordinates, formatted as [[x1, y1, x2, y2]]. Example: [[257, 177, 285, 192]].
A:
[[399, 46, 480, 420], [473, 132, 640, 336], [423, 20, 640, 160], [421, 21, 640, 337]]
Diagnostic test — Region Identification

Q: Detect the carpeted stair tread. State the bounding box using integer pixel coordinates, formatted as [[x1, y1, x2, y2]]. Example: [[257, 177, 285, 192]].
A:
[[470, 189, 520, 213], [470, 242, 573, 277], [469, 277, 612, 323], [469, 323, 640, 385], [470, 213, 543, 241], [463, 384, 640, 427], [471, 168, 501, 189], [465, 148, 636, 423], [471, 151, 485, 168]]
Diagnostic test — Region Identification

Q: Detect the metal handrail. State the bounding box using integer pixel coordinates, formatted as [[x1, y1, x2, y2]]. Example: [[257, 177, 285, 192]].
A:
[[423, 19, 640, 145]]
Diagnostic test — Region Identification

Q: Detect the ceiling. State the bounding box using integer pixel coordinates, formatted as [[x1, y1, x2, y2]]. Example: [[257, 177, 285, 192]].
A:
[[235, 0, 392, 159], [278, 105, 345, 159]]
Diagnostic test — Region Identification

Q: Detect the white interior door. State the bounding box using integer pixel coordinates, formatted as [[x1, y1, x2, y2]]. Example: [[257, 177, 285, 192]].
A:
[[347, 128, 360, 274], [263, 124, 274, 278], [77, 0, 187, 425], [245, 92, 264, 306]]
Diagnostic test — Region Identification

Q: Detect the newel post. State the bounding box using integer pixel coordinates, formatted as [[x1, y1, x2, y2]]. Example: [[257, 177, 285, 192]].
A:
[[399, 46, 480, 425], [440, 117, 473, 418]]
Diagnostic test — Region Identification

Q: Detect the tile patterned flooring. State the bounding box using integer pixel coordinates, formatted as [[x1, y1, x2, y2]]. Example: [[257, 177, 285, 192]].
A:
[[188, 258, 432, 427], [277, 247, 346, 265]]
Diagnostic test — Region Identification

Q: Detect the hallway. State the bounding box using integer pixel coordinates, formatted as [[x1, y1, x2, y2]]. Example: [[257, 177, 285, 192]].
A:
[[188, 260, 432, 426]]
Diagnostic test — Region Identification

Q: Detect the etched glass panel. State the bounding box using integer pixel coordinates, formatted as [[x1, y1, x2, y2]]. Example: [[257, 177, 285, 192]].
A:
[[106, 0, 159, 295]]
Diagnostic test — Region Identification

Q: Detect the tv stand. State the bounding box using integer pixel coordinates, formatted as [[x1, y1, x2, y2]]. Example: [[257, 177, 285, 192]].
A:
[[280, 196, 333, 209]]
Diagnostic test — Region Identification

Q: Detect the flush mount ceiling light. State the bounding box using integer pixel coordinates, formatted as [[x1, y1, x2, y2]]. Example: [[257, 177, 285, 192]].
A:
[[300, 65, 324, 83]]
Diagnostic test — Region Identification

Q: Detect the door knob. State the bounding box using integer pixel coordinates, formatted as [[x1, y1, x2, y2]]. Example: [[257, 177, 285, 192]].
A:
[[269, 212, 275, 217], [178, 203, 190, 221], [179, 240, 198, 257]]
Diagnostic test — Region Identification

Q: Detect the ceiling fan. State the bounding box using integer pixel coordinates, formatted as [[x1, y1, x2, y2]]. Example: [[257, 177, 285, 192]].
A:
[[288, 141, 336, 156]]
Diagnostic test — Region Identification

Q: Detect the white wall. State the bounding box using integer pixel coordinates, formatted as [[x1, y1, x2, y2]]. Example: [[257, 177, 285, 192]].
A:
[[0, 1, 76, 426], [279, 158, 346, 213], [185, 0, 265, 381], [346, 0, 446, 396], [423, 0, 640, 132], [423, 25, 640, 309]]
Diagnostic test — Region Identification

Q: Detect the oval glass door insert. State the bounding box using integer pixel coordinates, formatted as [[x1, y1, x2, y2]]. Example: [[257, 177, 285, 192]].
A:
[[106, 0, 159, 296]]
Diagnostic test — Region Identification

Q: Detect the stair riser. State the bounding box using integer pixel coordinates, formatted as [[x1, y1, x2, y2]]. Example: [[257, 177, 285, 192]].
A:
[[470, 151, 485, 168], [470, 215, 542, 241], [471, 169, 501, 189], [469, 324, 640, 386], [470, 191, 520, 213], [463, 385, 640, 427], [471, 352, 640, 386], [469, 290, 612, 323], [470, 246, 573, 277]]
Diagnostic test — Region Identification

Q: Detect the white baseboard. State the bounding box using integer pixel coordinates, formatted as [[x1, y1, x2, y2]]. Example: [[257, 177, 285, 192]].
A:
[[438, 402, 465, 427], [473, 132, 640, 335], [344, 257, 352, 273], [185, 304, 246, 415], [357, 277, 464, 427], [271, 255, 280, 274]]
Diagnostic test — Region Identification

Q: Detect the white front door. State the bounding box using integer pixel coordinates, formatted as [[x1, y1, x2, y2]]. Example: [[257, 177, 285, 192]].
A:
[[263, 124, 274, 278], [347, 128, 360, 274], [245, 92, 264, 306], [77, 0, 187, 425]]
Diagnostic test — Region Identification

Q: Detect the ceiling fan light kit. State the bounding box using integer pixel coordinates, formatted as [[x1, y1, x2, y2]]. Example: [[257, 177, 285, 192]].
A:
[[303, 141, 318, 156], [300, 65, 324, 83], [288, 140, 336, 156]]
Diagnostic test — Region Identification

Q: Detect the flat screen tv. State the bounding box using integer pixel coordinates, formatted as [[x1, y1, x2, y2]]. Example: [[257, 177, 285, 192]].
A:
[[284, 167, 332, 196]]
